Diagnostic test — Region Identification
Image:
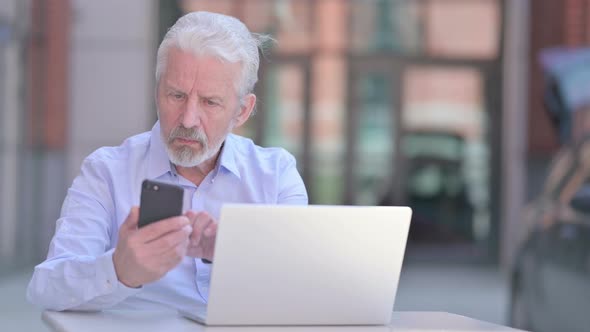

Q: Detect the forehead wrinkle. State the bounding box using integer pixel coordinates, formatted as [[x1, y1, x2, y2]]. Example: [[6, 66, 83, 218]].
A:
[[192, 72, 234, 102], [161, 69, 197, 94], [164, 48, 240, 101]]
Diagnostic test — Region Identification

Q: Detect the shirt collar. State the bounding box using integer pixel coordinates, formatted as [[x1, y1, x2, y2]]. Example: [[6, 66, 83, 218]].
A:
[[147, 121, 241, 180], [217, 134, 241, 179]]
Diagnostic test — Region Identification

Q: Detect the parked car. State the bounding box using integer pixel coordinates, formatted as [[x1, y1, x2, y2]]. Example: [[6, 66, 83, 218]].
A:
[[509, 135, 590, 332]]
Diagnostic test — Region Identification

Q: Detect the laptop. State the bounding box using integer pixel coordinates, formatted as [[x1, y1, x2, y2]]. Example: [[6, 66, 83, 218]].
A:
[[180, 204, 412, 326]]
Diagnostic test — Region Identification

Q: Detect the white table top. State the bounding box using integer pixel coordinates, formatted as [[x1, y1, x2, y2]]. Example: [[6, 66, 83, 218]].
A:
[[42, 310, 527, 332]]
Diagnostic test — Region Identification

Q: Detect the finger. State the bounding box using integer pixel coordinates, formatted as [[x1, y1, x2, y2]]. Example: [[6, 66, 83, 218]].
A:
[[203, 222, 217, 237], [145, 224, 192, 253], [156, 239, 190, 271], [189, 212, 212, 243], [190, 214, 207, 246], [143, 239, 188, 274], [138, 216, 190, 243], [184, 210, 198, 223], [120, 207, 140, 236]]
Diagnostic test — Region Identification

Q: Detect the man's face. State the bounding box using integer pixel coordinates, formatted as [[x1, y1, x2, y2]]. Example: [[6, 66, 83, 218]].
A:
[[156, 48, 253, 167]]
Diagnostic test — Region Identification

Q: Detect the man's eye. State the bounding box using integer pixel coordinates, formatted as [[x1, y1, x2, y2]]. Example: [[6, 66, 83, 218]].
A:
[[205, 99, 218, 107], [169, 92, 185, 101]]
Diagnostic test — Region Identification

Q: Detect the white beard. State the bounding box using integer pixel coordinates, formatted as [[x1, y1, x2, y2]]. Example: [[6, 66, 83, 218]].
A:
[[163, 125, 229, 168]]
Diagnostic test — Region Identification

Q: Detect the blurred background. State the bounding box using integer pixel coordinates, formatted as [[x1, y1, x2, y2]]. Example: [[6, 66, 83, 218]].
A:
[[0, 0, 589, 331]]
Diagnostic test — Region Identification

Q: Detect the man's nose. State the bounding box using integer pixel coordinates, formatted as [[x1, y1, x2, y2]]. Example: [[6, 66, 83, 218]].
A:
[[180, 99, 202, 129]]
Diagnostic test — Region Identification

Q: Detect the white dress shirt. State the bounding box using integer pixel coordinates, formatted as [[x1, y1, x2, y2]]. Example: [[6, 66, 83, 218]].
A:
[[27, 121, 308, 312]]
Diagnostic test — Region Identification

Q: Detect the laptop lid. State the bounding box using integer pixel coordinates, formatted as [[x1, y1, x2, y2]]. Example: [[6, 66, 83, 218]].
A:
[[205, 205, 412, 326]]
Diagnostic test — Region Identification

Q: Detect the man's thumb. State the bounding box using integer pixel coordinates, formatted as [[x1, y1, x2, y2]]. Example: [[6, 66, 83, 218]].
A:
[[122, 206, 140, 232]]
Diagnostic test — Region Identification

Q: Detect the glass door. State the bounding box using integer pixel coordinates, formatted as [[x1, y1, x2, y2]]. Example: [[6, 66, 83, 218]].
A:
[[244, 57, 313, 197]]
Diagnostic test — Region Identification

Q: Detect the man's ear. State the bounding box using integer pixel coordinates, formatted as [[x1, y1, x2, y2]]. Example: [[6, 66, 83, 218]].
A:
[[233, 93, 256, 128]]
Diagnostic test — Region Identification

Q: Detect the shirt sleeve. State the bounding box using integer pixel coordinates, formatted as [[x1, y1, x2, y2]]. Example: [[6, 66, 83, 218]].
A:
[[277, 151, 309, 205], [26, 156, 141, 311]]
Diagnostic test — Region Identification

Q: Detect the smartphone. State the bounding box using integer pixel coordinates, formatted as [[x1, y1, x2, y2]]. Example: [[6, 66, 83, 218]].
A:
[[138, 179, 184, 228]]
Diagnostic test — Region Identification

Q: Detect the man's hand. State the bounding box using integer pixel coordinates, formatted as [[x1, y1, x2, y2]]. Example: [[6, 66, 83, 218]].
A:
[[185, 211, 217, 261], [112, 207, 192, 288]]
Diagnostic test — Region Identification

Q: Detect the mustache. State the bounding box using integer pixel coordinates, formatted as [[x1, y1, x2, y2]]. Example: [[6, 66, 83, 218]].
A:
[[168, 126, 207, 145]]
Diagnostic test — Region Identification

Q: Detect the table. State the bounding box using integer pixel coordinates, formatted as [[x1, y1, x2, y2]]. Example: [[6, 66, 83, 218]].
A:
[[42, 310, 528, 332]]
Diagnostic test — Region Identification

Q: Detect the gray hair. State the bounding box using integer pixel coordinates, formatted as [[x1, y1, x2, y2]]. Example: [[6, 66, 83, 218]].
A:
[[156, 11, 273, 98]]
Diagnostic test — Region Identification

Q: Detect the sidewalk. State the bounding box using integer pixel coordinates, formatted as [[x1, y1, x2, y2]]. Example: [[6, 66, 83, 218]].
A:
[[396, 262, 508, 325]]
